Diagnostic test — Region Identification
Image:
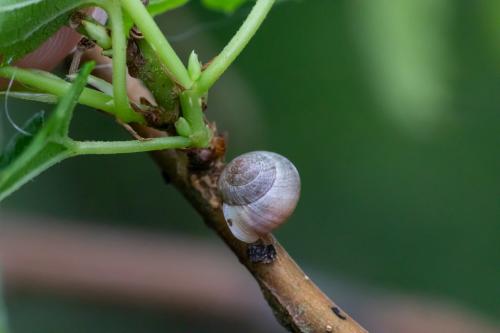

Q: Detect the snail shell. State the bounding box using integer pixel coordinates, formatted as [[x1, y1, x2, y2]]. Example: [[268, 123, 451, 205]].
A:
[[218, 151, 301, 243]]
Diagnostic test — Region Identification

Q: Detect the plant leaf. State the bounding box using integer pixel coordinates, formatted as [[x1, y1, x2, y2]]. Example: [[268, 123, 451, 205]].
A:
[[201, 0, 248, 13], [0, 0, 91, 63], [0, 61, 94, 202]]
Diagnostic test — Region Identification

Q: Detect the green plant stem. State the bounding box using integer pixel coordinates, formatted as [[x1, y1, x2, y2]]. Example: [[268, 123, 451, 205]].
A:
[[194, 0, 276, 94], [101, 0, 137, 122], [72, 136, 191, 155], [179, 91, 210, 147], [133, 40, 179, 120], [0, 66, 125, 117], [120, 0, 192, 88]]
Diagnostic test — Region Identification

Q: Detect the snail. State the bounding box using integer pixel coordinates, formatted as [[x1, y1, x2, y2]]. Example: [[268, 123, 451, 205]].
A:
[[218, 151, 301, 243]]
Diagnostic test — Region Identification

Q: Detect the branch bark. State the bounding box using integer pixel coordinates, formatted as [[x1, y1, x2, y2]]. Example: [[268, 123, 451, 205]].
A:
[[132, 124, 367, 333], [83, 47, 368, 333]]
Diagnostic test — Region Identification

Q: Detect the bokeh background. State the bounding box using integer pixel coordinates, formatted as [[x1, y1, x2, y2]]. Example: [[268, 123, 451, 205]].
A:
[[0, 0, 499, 332]]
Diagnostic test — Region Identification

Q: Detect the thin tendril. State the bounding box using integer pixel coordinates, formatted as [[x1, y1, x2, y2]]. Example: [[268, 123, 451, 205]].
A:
[[4, 72, 32, 136]]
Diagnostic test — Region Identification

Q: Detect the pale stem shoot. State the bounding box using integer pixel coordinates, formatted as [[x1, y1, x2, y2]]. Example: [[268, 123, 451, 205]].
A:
[[179, 90, 210, 147]]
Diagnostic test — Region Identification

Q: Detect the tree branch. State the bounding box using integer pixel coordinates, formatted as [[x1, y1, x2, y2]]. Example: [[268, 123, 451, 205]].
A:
[[131, 124, 368, 333], [83, 48, 368, 333]]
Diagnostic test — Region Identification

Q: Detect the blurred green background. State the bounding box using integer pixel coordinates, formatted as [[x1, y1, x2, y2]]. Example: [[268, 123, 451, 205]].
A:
[[1, 0, 499, 331]]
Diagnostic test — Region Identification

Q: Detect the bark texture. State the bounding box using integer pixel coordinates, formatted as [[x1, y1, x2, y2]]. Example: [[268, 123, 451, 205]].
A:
[[132, 124, 368, 333]]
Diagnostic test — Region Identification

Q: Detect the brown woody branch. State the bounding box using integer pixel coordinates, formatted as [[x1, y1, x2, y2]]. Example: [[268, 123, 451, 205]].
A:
[[132, 124, 368, 333], [83, 47, 368, 333]]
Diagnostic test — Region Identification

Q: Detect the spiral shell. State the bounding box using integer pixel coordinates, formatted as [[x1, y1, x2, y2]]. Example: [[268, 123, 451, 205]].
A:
[[218, 151, 301, 243]]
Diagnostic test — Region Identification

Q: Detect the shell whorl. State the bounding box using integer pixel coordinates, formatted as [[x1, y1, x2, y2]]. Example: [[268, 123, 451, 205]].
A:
[[218, 151, 301, 243], [219, 152, 277, 205]]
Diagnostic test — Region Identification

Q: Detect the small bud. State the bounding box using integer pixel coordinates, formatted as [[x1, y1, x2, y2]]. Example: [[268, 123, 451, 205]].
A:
[[188, 51, 202, 81], [175, 117, 192, 137], [82, 20, 112, 50], [101, 49, 113, 57]]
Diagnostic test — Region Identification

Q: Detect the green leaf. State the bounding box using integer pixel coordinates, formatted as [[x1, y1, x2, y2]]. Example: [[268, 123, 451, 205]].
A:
[[201, 0, 248, 13], [0, 61, 94, 202], [0, 0, 91, 63], [148, 0, 190, 16]]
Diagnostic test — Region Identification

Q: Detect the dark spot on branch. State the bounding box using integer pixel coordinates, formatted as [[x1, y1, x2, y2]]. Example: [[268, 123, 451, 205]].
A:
[[332, 306, 347, 320], [227, 219, 233, 226], [187, 148, 216, 171], [248, 242, 277, 264]]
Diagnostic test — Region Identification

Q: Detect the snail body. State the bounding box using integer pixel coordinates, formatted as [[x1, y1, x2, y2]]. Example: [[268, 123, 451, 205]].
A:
[[218, 151, 301, 243]]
